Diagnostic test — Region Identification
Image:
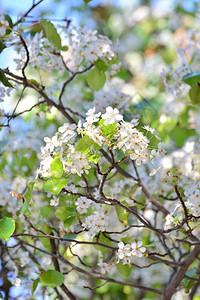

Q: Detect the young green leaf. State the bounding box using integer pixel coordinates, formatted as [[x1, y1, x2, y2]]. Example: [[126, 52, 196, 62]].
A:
[[87, 67, 106, 91], [32, 278, 40, 295], [0, 69, 13, 88], [4, 14, 13, 28], [116, 206, 129, 227], [64, 216, 76, 229], [4, 14, 13, 35], [116, 261, 132, 278], [41, 19, 62, 50], [189, 85, 200, 104], [40, 270, 64, 288], [0, 217, 15, 242], [84, 0, 93, 4], [94, 58, 108, 73], [100, 121, 117, 139], [24, 181, 36, 203], [22, 200, 31, 216], [88, 153, 102, 164], [93, 232, 111, 256], [183, 72, 200, 87], [0, 41, 6, 54], [43, 178, 69, 195], [75, 135, 93, 153], [55, 207, 76, 221], [51, 157, 63, 179], [61, 45, 68, 51]]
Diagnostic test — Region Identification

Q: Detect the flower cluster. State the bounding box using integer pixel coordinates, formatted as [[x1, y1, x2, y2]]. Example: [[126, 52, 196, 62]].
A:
[[117, 241, 146, 265], [14, 31, 63, 72], [37, 106, 165, 180], [161, 64, 190, 96], [91, 86, 131, 114], [97, 251, 116, 274], [65, 26, 116, 71], [81, 211, 109, 239], [185, 184, 200, 217], [161, 28, 200, 99], [75, 196, 92, 214]]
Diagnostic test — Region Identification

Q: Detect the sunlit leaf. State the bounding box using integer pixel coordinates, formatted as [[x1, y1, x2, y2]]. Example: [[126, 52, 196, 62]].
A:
[[41, 19, 62, 49], [0, 69, 13, 88], [0, 217, 15, 242], [183, 72, 200, 87], [40, 270, 64, 288], [43, 178, 69, 195], [87, 67, 106, 91], [51, 157, 63, 179]]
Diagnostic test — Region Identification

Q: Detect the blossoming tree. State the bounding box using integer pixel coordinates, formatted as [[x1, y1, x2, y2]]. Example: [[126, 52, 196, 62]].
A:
[[1, 1, 200, 299]]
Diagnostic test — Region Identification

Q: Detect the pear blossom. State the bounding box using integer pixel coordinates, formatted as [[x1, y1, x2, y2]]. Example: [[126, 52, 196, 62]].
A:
[[50, 195, 59, 206], [102, 106, 123, 125], [75, 196, 92, 213], [131, 241, 146, 258], [12, 278, 21, 288], [111, 62, 121, 76]]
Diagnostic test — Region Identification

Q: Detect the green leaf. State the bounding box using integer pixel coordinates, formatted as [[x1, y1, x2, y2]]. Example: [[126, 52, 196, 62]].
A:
[[116, 206, 129, 227], [24, 181, 36, 203], [0, 217, 15, 242], [51, 157, 63, 179], [100, 120, 117, 139], [32, 278, 40, 295], [22, 181, 36, 215], [40, 206, 53, 219], [0, 69, 13, 88], [43, 178, 68, 195], [183, 72, 200, 87], [121, 236, 134, 244], [93, 142, 102, 151], [186, 268, 197, 277], [87, 67, 106, 91], [61, 45, 68, 51], [4, 14, 13, 28], [40, 270, 64, 288], [182, 278, 195, 293], [189, 85, 200, 104], [0, 41, 6, 54], [144, 242, 156, 248], [41, 19, 62, 49], [55, 207, 76, 221], [4, 14, 13, 35], [84, 0, 92, 4], [116, 261, 132, 278], [75, 135, 95, 153], [179, 107, 189, 127], [28, 78, 41, 88], [94, 232, 111, 256], [64, 216, 76, 229], [88, 153, 102, 164], [94, 58, 108, 73], [22, 200, 31, 216]]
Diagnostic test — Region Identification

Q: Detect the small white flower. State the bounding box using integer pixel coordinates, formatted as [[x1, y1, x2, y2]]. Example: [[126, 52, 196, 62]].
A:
[[149, 167, 161, 176], [102, 106, 123, 125], [50, 195, 59, 206], [131, 241, 146, 258], [12, 278, 21, 288], [111, 62, 121, 76]]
